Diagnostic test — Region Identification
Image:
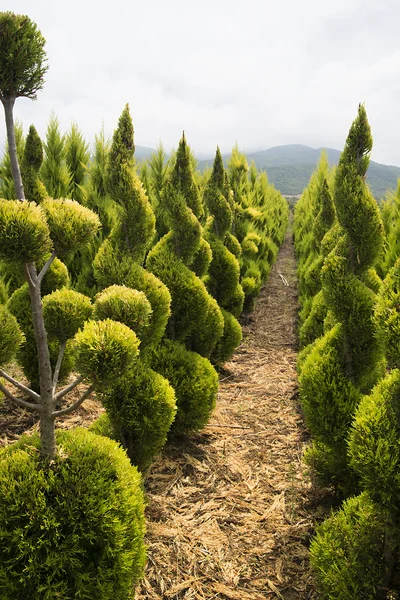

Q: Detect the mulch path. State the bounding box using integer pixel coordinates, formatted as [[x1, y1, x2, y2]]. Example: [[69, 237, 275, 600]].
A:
[[135, 229, 318, 599], [0, 227, 319, 599]]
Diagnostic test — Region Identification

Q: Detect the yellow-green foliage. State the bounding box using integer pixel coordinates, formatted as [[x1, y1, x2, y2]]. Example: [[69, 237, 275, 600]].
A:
[[7, 257, 73, 390], [151, 338, 219, 435], [374, 258, 400, 368], [310, 493, 387, 600], [211, 308, 242, 366], [93, 285, 152, 343], [97, 364, 176, 472], [298, 289, 328, 348], [74, 319, 140, 387], [21, 124, 47, 204], [42, 198, 101, 258], [0, 305, 24, 366], [43, 288, 93, 342], [349, 370, 400, 510], [0, 199, 51, 263], [0, 428, 146, 599]]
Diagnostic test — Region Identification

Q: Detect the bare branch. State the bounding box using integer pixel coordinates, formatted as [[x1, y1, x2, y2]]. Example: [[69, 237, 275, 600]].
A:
[[38, 250, 57, 284], [0, 369, 40, 401], [52, 385, 94, 418], [54, 376, 84, 403], [52, 341, 66, 392], [0, 381, 41, 411], [24, 262, 36, 289]]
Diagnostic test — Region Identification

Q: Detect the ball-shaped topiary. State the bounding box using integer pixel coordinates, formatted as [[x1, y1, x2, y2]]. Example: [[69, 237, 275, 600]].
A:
[[0, 428, 146, 599], [42, 197, 101, 258], [74, 319, 140, 387], [0, 199, 51, 263], [150, 338, 219, 435], [93, 285, 152, 343], [43, 288, 93, 342]]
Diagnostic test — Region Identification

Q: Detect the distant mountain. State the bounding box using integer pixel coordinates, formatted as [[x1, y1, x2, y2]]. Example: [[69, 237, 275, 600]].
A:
[[197, 144, 400, 199], [134, 145, 156, 160]]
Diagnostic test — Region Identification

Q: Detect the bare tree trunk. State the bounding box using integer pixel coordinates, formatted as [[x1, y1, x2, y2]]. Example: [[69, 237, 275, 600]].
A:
[[1, 96, 25, 201], [25, 262, 55, 458]]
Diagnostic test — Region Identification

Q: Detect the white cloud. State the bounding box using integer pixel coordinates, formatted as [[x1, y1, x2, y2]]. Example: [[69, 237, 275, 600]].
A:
[[2, 0, 400, 165]]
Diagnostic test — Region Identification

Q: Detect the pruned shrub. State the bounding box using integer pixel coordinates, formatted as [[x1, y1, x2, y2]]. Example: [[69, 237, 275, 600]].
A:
[[0, 428, 146, 600]]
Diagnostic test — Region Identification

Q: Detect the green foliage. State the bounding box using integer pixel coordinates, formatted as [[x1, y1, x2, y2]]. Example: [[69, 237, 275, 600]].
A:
[[374, 259, 400, 368], [0, 121, 25, 199], [21, 124, 47, 203], [170, 133, 203, 220], [40, 114, 71, 198], [104, 105, 155, 264], [42, 197, 101, 257], [74, 319, 140, 387], [98, 364, 176, 471], [93, 285, 152, 342], [150, 339, 219, 435], [65, 122, 89, 202], [299, 324, 361, 490], [0, 199, 51, 263], [349, 369, 400, 511], [310, 493, 387, 600], [43, 288, 93, 342], [298, 290, 328, 348], [0, 12, 48, 101], [147, 234, 224, 357], [210, 309, 242, 366], [0, 304, 24, 366], [7, 281, 73, 390], [0, 428, 146, 599]]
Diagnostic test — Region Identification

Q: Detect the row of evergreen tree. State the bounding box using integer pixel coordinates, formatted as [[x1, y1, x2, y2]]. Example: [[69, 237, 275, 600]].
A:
[[294, 105, 400, 598], [0, 103, 288, 597]]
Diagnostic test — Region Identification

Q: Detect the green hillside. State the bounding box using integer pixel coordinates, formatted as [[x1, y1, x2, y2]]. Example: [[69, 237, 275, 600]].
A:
[[197, 145, 400, 199]]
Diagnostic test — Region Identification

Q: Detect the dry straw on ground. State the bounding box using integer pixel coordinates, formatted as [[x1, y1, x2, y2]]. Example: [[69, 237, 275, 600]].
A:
[[0, 228, 318, 599], [136, 230, 318, 599]]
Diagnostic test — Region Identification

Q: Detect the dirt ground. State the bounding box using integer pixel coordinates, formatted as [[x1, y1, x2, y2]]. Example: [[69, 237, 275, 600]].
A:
[[135, 229, 318, 599], [0, 227, 319, 599]]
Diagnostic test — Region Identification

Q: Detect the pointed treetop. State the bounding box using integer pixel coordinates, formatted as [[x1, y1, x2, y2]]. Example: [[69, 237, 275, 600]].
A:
[[340, 103, 372, 178], [170, 133, 203, 219], [210, 146, 225, 189], [24, 124, 43, 170]]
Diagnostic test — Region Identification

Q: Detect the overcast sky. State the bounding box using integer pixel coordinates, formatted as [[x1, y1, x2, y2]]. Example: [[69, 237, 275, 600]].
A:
[[2, 0, 400, 165]]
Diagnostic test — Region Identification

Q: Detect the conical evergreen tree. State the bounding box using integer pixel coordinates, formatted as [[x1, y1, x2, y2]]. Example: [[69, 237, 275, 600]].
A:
[[299, 104, 385, 491], [92, 104, 176, 469], [40, 113, 71, 198], [21, 124, 47, 204]]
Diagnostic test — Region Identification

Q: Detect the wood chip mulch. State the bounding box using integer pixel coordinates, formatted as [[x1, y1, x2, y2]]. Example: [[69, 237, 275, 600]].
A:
[[135, 228, 319, 599]]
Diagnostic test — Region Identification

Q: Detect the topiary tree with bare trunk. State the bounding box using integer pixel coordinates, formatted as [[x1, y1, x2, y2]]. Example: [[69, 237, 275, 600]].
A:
[[0, 12, 48, 200]]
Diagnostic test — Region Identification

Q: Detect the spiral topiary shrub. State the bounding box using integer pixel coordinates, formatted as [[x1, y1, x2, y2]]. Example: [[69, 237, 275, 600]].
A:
[[0, 428, 146, 600], [299, 105, 385, 492], [150, 338, 219, 435], [310, 493, 387, 600]]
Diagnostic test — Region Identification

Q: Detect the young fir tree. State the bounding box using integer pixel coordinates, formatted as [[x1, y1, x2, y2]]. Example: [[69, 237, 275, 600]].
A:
[[40, 113, 71, 198], [65, 121, 90, 203], [0, 11, 48, 200], [299, 104, 385, 492], [147, 142, 171, 240], [294, 155, 336, 349], [146, 133, 222, 433], [21, 124, 47, 204], [203, 147, 244, 364], [0, 198, 146, 598], [92, 104, 176, 470]]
